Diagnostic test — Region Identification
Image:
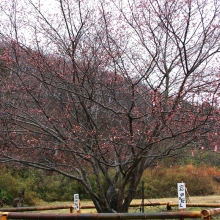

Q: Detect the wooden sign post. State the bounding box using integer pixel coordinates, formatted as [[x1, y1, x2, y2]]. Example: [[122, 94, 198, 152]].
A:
[[177, 183, 186, 210], [74, 194, 80, 213]]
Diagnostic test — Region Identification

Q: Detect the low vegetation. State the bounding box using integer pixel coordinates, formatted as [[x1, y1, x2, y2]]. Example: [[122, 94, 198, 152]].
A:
[[0, 164, 220, 207], [136, 164, 220, 198]]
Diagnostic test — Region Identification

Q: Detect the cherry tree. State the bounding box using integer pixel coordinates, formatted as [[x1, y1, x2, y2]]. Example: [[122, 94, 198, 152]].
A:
[[0, 0, 220, 213]]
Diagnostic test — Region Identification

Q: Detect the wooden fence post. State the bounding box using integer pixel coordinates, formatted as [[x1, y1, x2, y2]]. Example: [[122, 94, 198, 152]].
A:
[[77, 200, 81, 213], [0, 212, 8, 220], [201, 209, 212, 220], [70, 205, 74, 213], [166, 202, 173, 211]]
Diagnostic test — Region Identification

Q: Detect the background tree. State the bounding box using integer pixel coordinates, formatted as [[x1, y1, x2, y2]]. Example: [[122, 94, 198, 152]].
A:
[[0, 0, 220, 213]]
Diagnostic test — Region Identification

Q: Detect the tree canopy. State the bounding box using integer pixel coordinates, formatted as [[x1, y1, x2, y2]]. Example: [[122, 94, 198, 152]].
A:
[[0, 0, 220, 213]]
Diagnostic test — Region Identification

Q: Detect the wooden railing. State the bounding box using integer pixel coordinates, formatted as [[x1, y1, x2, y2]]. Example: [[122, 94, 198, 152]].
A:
[[1, 202, 220, 212], [1, 202, 220, 220], [0, 204, 74, 213], [0, 211, 203, 220], [0, 209, 220, 220], [80, 202, 220, 210]]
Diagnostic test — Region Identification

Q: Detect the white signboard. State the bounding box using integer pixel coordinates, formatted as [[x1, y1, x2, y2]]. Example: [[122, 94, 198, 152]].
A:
[[74, 194, 79, 211], [177, 183, 186, 209]]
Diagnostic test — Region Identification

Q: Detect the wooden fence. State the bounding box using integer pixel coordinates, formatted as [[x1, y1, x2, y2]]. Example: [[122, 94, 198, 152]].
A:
[[1, 209, 220, 220], [1, 202, 220, 220]]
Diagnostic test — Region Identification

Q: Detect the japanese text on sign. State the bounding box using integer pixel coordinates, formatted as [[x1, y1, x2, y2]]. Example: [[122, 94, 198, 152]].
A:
[[74, 194, 79, 211], [177, 183, 186, 209]]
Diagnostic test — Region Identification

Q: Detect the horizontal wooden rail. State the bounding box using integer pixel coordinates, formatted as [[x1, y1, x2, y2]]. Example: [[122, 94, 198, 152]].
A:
[[1, 208, 220, 220], [80, 202, 220, 210], [1, 202, 220, 213], [0, 211, 202, 220], [201, 208, 220, 220], [80, 202, 170, 211], [0, 204, 74, 213], [80, 202, 172, 209], [169, 203, 220, 208]]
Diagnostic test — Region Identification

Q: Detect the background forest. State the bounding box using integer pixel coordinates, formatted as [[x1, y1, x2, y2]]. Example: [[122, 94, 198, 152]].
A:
[[1, 150, 220, 207]]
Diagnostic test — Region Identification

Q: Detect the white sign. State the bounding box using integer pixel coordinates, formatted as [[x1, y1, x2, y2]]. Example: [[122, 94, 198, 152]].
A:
[[177, 183, 186, 209], [74, 194, 79, 211]]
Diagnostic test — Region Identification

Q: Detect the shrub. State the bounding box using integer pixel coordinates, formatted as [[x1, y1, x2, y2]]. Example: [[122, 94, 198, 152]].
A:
[[1, 164, 220, 206], [0, 165, 23, 205], [136, 165, 220, 199]]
